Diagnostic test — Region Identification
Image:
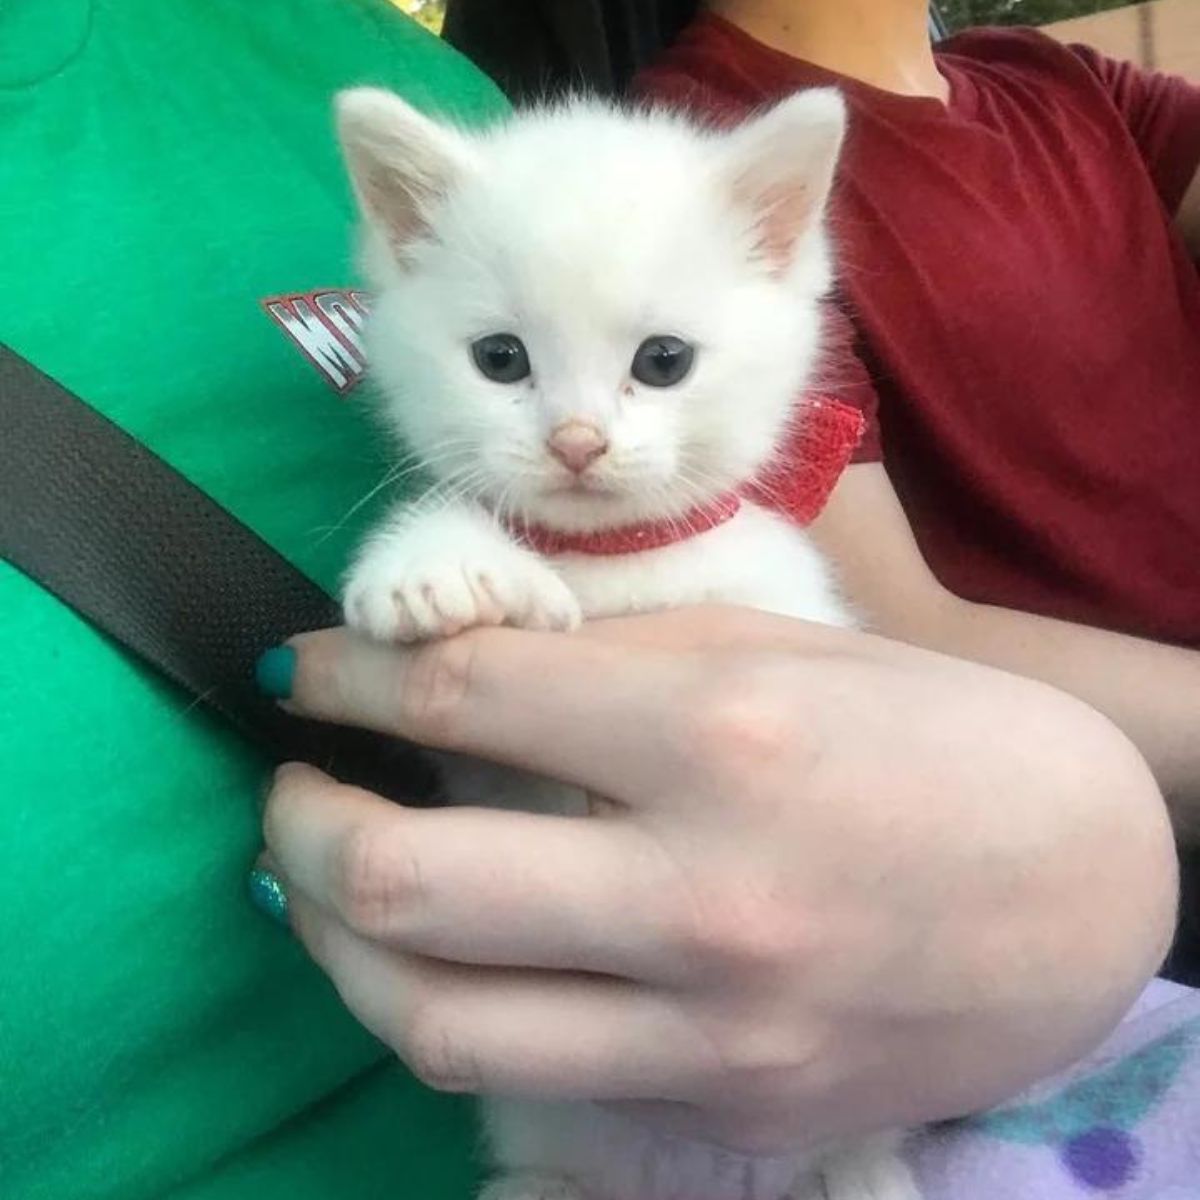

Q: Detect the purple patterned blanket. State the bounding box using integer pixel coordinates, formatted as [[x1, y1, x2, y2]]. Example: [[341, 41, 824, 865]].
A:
[[906, 980, 1200, 1197]]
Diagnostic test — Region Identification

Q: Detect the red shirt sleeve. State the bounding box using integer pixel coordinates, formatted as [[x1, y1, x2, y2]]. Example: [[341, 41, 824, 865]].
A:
[[1069, 44, 1200, 214]]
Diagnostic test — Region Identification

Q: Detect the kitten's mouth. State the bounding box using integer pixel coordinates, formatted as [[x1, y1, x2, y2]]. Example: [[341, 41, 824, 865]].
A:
[[543, 474, 621, 498]]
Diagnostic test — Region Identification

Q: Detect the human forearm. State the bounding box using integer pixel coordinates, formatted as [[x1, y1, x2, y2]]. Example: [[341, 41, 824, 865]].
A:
[[810, 463, 1200, 835], [1175, 166, 1200, 255], [896, 594, 1200, 837]]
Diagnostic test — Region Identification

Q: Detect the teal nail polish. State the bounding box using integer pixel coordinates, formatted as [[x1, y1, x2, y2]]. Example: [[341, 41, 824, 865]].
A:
[[248, 867, 290, 925], [255, 645, 295, 699]]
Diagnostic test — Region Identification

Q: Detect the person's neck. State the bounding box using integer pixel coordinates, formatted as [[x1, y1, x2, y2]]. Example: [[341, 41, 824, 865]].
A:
[[705, 0, 948, 101]]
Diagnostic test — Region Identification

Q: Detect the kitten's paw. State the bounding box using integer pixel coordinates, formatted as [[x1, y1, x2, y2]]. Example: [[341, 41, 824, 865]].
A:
[[479, 1174, 586, 1200], [819, 1148, 919, 1200], [344, 544, 582, 643], [787, 1178, 829, 1200]]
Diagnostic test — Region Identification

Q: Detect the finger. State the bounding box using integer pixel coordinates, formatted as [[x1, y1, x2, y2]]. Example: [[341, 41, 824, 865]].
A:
[[247, 851, 290, 927], [579, 604, 851, 654], [281, 625, 694, 800], [264, 763, 695, 980], [287, 890, 708, 1101], [579, 606, 946, 674]]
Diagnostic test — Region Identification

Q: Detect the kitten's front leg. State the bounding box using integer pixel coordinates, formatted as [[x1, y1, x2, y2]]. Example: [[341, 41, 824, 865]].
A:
[[344, 502, 581, 643], [813, 1137, 919, 1200], [479, 1174, 586, 1200]]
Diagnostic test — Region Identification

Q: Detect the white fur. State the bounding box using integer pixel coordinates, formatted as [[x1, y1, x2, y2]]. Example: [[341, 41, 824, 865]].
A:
[[335, 90, 918, 1200]]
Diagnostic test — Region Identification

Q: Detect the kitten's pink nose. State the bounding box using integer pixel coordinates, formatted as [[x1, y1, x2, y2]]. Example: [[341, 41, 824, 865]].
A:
[[546, 421, 609, 474]]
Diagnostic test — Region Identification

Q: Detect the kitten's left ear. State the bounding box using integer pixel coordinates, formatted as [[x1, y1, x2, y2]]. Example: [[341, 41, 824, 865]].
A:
[[336, 87, 478, 264], [719, 89, 847, 274]]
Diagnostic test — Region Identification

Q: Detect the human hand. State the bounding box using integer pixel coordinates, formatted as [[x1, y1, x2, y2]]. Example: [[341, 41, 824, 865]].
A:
[[260, 606, 1175, 1151]]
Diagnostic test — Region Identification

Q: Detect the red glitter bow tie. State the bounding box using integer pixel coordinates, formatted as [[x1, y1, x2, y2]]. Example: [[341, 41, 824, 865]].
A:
[[505, 396, 865, 557]]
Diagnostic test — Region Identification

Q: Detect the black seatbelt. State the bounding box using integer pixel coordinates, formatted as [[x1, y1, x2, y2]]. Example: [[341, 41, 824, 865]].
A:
[[0, 344, 435, 803], [4, 342, 1198, 981]]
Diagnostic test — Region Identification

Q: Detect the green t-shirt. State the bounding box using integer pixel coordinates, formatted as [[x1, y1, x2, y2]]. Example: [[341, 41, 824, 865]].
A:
[[0, 3, 507, 1197]]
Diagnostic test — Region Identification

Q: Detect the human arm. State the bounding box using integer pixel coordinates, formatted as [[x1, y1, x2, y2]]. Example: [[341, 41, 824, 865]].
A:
[[809, 462, 1200, 838], [262, 607, 1175, 1148], [1067, 43, 1200, 255], [1178, 166, 1200, 255]]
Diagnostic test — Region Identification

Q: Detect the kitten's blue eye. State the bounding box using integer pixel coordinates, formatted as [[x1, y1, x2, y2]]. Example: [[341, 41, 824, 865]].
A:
[[631, 336, 694, 388], [471, 333, 531, 384]]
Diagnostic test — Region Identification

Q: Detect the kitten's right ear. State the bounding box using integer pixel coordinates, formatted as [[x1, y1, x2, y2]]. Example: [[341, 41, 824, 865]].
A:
[[336, 87, 476, 262]]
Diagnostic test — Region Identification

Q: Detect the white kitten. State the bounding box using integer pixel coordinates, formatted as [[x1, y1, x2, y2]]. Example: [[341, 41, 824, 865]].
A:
[[335, 88, 917, 1200]]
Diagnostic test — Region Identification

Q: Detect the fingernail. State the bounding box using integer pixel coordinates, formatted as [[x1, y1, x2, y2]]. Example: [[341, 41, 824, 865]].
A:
[[247, 867, 290, 925], [255, 645, 296, 700]]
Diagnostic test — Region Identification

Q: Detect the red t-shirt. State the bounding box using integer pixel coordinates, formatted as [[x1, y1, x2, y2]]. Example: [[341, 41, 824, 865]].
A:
[[636, 17, 1200, 645]]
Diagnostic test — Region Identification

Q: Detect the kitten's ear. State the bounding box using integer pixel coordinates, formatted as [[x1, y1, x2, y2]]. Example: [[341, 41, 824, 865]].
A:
[[336, 87, 476, 262], [719, 89, 846, 273]]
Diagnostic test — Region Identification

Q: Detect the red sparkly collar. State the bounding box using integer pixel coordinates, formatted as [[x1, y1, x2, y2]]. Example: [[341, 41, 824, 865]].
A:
[[502, 396, 866, 558], [505, 493, 742, 557]]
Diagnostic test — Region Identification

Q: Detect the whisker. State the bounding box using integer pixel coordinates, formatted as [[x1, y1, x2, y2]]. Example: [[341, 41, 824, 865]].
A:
[[309, 438, 487, 547]]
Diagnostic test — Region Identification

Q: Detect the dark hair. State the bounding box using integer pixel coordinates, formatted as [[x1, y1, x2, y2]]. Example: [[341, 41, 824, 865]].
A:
[[442, 0, 701, 101]]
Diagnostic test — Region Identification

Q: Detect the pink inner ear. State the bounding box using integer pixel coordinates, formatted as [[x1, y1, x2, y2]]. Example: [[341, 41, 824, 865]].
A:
[[356, 158, 436, 260], [369, 184, 430, 258], [383, 198, 431, 258], [738, 177, 813, 274]]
